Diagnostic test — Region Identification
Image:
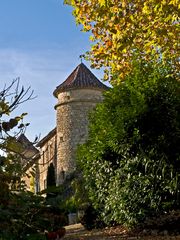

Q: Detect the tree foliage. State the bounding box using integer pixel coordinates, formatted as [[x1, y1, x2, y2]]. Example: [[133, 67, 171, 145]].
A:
[[0, 80, 69, 239], [46, 163, 56, 199], [77, 62, 180, 227], [65, 0, 179, 82], [0, 79, 35, 192], [0, 80, 49, 239], [47, 163, 56, 188]]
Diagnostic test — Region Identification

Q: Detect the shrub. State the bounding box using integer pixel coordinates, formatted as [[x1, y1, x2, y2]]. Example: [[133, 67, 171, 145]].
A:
[[77, 61, 180, 227]]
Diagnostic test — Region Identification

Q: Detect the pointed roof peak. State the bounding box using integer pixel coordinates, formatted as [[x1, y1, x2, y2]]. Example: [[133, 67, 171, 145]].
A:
[[53, 63, 109, 97], [18, 134, 32, 147], [17, 133, 39, 154]]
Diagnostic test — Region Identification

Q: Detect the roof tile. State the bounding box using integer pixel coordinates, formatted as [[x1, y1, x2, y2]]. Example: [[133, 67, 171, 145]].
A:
[[53, 63, 109, 97]]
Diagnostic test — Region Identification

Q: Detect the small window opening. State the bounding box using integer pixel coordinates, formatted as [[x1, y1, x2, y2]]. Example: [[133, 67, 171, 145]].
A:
[[44, 179, 47, 189]]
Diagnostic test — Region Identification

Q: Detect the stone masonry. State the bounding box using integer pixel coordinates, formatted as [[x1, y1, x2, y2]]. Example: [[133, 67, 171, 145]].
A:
[[29, 63, 109, 192], [55, 89, 104, 184]]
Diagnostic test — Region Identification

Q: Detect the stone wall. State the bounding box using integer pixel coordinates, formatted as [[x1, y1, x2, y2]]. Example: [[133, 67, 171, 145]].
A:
[[22, 166, 35, 192], [55, 88, 104, 185], [37, 133, 57, 192]]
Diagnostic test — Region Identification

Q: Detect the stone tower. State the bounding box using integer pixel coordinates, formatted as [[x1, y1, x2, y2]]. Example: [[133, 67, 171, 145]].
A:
[[53, 63, 108, 184]]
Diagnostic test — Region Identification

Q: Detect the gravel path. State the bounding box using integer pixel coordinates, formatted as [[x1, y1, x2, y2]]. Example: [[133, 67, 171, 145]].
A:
[[64, 224, 180, 240]]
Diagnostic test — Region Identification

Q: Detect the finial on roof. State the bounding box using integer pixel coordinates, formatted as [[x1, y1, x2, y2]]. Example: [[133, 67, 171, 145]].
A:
[[79, 54, 85, 64]]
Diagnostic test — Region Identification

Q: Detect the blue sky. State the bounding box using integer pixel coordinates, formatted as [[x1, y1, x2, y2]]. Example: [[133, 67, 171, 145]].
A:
[[0, 0, 104, 141]]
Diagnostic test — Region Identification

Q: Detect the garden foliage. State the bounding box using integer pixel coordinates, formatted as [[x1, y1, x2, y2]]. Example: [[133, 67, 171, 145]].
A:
[[77, 61, 180, 227], [0, 80, 66, 239]]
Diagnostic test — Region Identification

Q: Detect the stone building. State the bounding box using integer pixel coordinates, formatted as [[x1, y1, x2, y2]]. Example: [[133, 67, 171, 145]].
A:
[[12, 134, 39, 191], [24, 63, 108, 192]]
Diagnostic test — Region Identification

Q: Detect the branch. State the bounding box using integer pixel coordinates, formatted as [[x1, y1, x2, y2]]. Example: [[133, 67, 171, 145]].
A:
[[0, 78, 36, 115]]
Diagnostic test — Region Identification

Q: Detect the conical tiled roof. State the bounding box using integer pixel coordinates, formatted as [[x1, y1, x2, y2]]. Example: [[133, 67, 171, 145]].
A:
[[53, 63, 109, 97]]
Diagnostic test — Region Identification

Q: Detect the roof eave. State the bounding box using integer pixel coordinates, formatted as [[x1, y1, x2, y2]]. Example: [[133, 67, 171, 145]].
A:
[[36, 128, 56, 147], [53, 85, 110, 97]]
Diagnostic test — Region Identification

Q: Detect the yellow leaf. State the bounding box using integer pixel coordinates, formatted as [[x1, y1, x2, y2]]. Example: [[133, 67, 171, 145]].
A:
[[98, 0, 106, 6]]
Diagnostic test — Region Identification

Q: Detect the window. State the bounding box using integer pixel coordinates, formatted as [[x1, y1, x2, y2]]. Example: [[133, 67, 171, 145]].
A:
[[59, 133, 64, 143], [61, 169, 65, 181], [45, 148, 48, 161], [66, 92, 70, 100], [35, 181, 40, 193], [49, 143, 53, 159], [44, 179, 47, 189], [42, 151, 45, 166]]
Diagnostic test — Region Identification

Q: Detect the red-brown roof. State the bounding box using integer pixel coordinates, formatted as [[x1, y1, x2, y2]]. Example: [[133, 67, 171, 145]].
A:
[[53, 63, 109, 97]]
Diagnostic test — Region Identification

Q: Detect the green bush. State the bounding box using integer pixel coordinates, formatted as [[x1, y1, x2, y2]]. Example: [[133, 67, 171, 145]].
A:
[[80, 204, 105, 230], [77, 61, 180, 227], [0, 191, 67, 239]]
